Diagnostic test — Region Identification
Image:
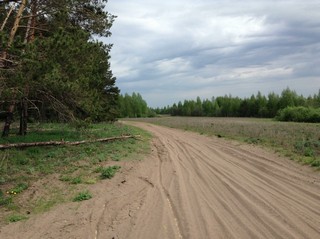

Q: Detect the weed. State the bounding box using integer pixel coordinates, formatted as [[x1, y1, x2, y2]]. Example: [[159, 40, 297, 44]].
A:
[[311, 159, 320, 167], [0, 177, 5, 184], [7, 183, 28, 195], [93, 166, 103, 173], [33, 187, 67, 213], [112, 155, 121, 161], [59, 175, 72, 182], [7, 214, 28, 223], [73, 191, 92, 202], [0, 122, 150, 217], [245, 137, 262, 144], [0, 190, 12, 206], [60, 175, 82, 184], [304, 148, 314, 157], [84, 178, 97, 184], [100, 166, 121, 179], [71, 177, 82, 184]]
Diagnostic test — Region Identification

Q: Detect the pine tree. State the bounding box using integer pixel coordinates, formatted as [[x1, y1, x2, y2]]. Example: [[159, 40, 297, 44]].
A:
[[0, 0, 118, 136]]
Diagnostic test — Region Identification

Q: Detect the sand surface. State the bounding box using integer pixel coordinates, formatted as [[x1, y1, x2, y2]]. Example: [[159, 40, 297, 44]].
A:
[[1, 122, 319, 239]]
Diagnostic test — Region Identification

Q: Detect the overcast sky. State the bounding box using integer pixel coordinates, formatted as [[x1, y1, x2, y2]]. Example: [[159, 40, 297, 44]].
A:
[[104, 0, 320, 108]]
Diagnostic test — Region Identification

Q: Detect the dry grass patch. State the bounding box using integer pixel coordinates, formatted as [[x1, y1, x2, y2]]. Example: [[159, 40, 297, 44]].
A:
[[131, 117, 320, 168]]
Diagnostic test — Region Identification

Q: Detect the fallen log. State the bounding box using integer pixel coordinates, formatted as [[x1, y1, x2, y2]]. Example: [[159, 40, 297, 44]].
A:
[[0, 135, 140, 150]]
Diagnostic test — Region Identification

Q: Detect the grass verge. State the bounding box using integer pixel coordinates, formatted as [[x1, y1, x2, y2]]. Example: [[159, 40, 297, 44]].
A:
[[0, 122, 151, 225], [129, 116, 320, 168]]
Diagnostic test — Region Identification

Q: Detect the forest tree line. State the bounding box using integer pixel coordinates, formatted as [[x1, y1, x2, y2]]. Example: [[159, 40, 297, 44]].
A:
[[153, 88, 320, 121], [118, 93, 156, 118], [0, 0, 118, 136]]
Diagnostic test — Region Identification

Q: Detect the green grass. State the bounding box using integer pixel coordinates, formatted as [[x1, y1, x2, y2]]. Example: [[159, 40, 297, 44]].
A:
[[130, 116, 320, 168], [32, 186, 69, 214], [0, 190, 12, 206], [99, 166, 121, 179], [6, 214, 28, 223], [0, 122, 151, 224], [73, 191, 92, 202], [7, 183, 29, 195], [0, 122, 149, 183]]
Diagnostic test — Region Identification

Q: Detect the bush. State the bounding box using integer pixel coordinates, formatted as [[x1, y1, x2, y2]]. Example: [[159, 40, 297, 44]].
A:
[[276, 107, 320, 123], [7, 183, 29, 195], [7, 214, 28, 223], [71, 177, 82, 184], [73, 191, 92, 202], [0, 190, 12, 206], [100, 166, 121, 179]]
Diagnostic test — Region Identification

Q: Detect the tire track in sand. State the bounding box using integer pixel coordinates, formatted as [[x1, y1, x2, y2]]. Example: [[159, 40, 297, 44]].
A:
[[132, 122, 320, 239], [1, 122, 319, 239]]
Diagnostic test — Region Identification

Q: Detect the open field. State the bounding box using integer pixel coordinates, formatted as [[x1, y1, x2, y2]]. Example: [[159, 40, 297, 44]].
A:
[[0, 122, 150, 226], [128, 116, 320, 168]]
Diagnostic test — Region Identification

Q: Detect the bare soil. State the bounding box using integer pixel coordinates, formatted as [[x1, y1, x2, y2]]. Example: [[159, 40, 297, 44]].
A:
[[1, 122, 319, 239]]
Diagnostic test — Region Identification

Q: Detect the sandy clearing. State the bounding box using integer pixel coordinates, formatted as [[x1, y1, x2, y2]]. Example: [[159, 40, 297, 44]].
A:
[[1, 122, 319, 239]]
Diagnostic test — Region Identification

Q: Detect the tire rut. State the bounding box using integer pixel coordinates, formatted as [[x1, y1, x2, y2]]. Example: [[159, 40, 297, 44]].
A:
[[1, 122, 319, 239], [134, 122, 320, 239]]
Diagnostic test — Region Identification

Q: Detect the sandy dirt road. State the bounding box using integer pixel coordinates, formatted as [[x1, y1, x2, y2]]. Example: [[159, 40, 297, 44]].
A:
[[1, 122, 320, 239]]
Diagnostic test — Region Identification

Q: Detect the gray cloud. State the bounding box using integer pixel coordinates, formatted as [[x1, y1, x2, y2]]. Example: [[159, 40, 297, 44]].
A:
[[104, 0, 320, 107]]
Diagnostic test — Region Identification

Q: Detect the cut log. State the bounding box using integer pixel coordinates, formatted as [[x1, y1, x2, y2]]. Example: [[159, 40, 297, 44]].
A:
[[0, 135, 140, 150]]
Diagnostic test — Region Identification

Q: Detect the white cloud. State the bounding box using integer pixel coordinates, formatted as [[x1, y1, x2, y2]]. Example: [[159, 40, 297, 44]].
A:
[[155, 57, 192, 74], [105, 0, 320, 107]]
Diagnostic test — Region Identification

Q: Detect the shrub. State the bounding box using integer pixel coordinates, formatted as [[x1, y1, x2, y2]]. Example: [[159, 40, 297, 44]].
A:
[[100, 166, 121, 179], [7, 214, 28, 222], [71, 177, 82, 184], [0, 190, 12, 206], [276, 107, 320, 123], [73, 191, 92, 202], [7, 183, 29, 195]]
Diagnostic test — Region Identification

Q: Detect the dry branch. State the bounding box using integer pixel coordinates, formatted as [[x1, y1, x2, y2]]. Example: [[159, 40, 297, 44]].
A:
[[0, 135, 140, 150], [0, 4, 14, 31]]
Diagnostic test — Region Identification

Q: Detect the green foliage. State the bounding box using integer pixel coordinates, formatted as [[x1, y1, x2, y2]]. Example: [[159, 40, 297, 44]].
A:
[[0, 122, 150, 220], [73, 191, 92, 202], [1, 0, 119, 126], [59, 175, 72, 182], [71, 177, 83, 184], [0, 190, 12, 206], [20, 27, 119, 122], [99, 166, 121, 179], [276, 107, 320, 123], [154, 88, 320, 119], [0, 123, 148, 185], [118, 93, 155, 118], [6, 214, 28, 223], [294, 139, 320, 158], [8, 183, 29, 195]]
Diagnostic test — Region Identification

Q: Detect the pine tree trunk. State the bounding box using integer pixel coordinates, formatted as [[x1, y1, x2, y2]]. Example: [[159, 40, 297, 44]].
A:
[[1, 0, 27, 137], [1, 0, 27, 61], [24, 0, 37, 43], [19, 97, 28, 135], [0, 5, 14, 31], [2, 103, 15, 137], [29, 0, 37, 42]]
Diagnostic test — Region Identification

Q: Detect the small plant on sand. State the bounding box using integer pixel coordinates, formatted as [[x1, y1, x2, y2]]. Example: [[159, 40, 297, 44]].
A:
[[7, 214, 28, 223], [100, 166, 121, 179], [71, 177, 82, 184], [0, 190, 12, 206], [73, 191, 92, 202], [7, 183, 28, 195]]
